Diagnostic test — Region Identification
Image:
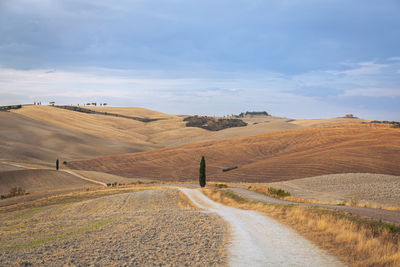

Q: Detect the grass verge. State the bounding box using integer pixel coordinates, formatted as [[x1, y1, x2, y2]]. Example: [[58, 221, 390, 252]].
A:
[[248, 185, 400, 211], [203, 188, 400, 267]]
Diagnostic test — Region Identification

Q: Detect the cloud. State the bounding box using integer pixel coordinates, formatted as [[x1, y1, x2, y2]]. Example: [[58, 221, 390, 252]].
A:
[[327, 62, 388, 76], [0, 58, 399, 120], [388, 57, 400, 61], [341, 88, 400, 97]]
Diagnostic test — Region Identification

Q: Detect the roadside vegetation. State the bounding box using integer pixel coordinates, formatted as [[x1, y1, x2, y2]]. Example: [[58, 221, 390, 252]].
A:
[[203, 188, 400, 267], [247, 185, 290, 198], [248, 185, 400, 211]]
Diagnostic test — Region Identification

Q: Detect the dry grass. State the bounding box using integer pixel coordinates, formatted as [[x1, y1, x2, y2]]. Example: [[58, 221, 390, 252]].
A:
[[248, 185, 400, 211], [203, 188, 400, 267], [71, 123, 400, 182]]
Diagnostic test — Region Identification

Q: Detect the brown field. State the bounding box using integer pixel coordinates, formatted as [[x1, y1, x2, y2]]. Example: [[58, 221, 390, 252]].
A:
[[266, 173, 400, 207], [0, 169, 96, 195], [70, 123, 400, 183]]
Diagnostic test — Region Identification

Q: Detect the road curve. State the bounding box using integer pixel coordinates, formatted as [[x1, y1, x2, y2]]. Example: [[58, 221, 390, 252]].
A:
[[180, 188, 345, 267]]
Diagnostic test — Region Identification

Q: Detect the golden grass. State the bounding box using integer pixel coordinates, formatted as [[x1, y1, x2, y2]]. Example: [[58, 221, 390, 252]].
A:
[[203, 188, 400, 267], [178, 191, 198, 210]]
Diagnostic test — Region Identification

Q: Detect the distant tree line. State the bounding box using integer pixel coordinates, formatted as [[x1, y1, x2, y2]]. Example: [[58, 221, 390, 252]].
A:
[[0, 105, 22, 111], [184, 116, 247, 131], [237, 111, 269, 117], [54, 105, 160, 123], [369, 120, 400, 128]]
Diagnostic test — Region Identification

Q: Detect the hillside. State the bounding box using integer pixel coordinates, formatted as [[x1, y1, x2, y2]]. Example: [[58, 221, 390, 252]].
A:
[[70, 124, 400, 182], [0, 169, 96, 195], [0, 111, 148, 166], [10, 105, 368, 148]]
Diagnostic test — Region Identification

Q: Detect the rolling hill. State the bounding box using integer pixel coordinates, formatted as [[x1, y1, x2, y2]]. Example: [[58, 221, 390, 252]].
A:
[[0, 111, 150, 166], [0, 169, 96, 195], [10, 105, 368, 149], [70, 123, 400, 182]]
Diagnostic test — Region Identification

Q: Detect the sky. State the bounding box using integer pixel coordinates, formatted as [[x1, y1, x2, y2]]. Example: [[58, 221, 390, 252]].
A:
[[0, 0, 399, 120]]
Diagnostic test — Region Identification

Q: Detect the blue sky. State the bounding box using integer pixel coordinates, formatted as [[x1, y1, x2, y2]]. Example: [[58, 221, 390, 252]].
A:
[[0, 0, 399, 119]]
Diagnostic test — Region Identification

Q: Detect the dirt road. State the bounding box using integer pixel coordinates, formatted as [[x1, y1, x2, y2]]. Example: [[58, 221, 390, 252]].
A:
[[228, 188, 400, 225], [180, 188, 345, 267]]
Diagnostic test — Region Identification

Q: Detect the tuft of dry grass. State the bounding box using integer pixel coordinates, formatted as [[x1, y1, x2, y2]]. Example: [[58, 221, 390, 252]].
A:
[[203, 188, 400, 267]]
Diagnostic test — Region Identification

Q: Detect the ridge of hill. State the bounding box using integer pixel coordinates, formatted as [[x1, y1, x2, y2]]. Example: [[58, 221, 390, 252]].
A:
[[70, 124, 400, 182], [11, 105, 368, 150]]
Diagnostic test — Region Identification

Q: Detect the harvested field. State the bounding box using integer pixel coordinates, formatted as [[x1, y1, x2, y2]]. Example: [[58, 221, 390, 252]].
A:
[[0, 111, 146, 165], [0, 163, 22, 172], [266, 173, 400, 206], [71, 170, 156, 185], [0, 169, 97, 195], [0, 189, 227, 266], [71, 124, 400, 183]]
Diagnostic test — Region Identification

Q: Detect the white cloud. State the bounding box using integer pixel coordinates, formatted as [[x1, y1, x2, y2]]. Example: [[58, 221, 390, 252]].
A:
[[342, 88, 400, 97], [327, 61, 387, 76], [0, 62, 399, 120], [388, 57, 400, 61]]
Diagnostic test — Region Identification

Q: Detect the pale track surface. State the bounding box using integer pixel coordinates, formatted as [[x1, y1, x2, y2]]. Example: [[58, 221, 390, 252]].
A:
[[180, 188, 345, 267], [0, 189, 227, 266]]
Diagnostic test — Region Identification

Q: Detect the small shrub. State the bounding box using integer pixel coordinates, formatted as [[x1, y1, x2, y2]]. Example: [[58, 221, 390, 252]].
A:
[[63, 161, 67, 165], [215, 183, 228, 188], [222, 166, 238, 172], [350, 194, 361, 206], [268, 187, 290, 197], [1, 187, 27, 199], [9, 187, 26, 197]]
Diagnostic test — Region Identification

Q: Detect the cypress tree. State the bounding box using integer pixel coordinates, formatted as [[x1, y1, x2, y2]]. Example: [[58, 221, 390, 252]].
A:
[[199, 156, 206, 187], [56, 159, 59, 171]]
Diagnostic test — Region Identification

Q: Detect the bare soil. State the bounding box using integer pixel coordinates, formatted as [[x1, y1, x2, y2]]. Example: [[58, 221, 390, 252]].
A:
[[266, 173, 400, 206], [0, 189, 227, 266]]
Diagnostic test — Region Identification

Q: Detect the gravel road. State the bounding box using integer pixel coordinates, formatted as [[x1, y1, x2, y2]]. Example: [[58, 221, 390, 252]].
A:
[[180, 188, 345, 267], [0, 189, 227, 266]]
